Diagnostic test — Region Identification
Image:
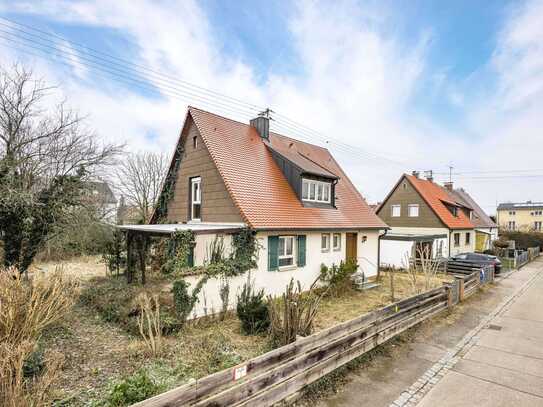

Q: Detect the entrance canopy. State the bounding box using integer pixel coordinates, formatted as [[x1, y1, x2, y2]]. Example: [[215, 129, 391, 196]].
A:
[[381, 233, 447, 242], [117, 222, 247, 236]]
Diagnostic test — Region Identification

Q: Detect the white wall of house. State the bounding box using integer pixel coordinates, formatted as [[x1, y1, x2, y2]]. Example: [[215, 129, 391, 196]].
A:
[[449, 229, 476, 255], [185, 229, 380, 318], [380, 240, 413, 268]]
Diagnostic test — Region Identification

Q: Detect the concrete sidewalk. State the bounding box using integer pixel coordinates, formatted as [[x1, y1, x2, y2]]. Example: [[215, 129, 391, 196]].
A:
[[416, 260, 543, 407], [310, 258, 543, 407]]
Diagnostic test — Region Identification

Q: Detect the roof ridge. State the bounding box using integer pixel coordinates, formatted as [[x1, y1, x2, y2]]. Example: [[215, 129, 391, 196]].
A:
[[188, 106, 330, 153]]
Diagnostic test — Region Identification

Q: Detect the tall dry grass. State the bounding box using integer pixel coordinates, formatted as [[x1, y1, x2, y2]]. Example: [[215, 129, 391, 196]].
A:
[[0, 267, 78, 406], [136, 293, 162, 357]]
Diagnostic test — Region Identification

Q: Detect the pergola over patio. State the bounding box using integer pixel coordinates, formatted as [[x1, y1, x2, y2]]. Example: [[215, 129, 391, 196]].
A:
[[116, 222, 246, 284]]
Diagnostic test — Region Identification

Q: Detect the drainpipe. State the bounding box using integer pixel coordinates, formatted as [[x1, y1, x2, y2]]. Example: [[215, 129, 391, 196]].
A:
[[448, 230, 452, 257], [377, 228, 388, 281]]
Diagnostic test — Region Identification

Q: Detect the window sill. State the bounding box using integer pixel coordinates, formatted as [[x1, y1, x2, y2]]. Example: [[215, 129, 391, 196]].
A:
[[278, 265, 297, 272], [333, 248, 341, 252], [321, 249, 330, 253]]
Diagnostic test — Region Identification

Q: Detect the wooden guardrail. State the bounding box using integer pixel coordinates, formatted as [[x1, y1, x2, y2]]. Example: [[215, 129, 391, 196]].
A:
[[133, 271, 496, 407]]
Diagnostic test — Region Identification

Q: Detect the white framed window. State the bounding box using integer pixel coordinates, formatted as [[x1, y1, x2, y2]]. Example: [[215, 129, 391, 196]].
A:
[[302, 179, 331, 203], [454, 233, 460, 247], [190, 177, 201, 221], [508, 221, 516, 230], [321, 233, 330, 251], [193, 135, 198, 149], [391, 204, 401, 217], [465, 232, 471, 245], [278, 236, 295, 267], [535, 221, 542, 231], [333, 233, 341, 251], [408, 204, 419, 217]]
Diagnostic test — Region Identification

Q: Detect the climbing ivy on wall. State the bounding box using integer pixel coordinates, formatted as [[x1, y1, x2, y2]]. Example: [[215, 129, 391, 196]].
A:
[[153, 144, 183, 223], [160, 228, 258, 278], [231, 228, 259, 273], [160, 230, 196, 274]]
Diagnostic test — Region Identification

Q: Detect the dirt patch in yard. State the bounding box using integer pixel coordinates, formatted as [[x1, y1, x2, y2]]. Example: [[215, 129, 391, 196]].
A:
[[32, 255, 108, 281]]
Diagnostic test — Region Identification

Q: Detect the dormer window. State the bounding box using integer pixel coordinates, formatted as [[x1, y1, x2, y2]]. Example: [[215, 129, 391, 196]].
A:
[[445, 204, 458, 217], [302, 179, 331, 203]]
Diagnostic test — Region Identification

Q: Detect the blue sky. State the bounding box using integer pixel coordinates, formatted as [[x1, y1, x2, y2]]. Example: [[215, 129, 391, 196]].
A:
[[0, 0, 542, 211]]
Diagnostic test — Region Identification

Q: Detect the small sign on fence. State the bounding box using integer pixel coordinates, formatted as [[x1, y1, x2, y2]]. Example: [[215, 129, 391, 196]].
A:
[[233, 365, 247, 381]]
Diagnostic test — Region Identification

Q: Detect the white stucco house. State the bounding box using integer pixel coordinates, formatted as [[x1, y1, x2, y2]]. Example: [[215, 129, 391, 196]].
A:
[[121, 106, 388, 316]]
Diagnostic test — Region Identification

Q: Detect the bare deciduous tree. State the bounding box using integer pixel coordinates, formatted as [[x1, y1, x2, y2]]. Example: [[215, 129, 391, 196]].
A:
[[0, 64, 123, 271], [116, 151, 168, 223]]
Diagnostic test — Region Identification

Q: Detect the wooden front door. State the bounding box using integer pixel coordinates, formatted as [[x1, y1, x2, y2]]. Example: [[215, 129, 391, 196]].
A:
[[346, 233, 358, 263]]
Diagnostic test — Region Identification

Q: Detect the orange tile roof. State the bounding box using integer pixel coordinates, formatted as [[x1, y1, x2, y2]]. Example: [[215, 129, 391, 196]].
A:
[[188, 106, 387, 230], [405, 174, 474, 229]]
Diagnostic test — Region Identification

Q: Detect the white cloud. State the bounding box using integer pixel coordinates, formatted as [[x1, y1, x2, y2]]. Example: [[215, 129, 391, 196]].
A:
[[2, 0, 543, 211]]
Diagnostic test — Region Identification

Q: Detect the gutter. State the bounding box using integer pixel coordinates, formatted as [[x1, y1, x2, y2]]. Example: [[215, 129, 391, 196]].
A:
[[377, 228, 388, 281]]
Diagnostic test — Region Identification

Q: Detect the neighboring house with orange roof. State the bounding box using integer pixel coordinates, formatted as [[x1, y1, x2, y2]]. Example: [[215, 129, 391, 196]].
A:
[[122, 106, 388, 316], [449, 188, 498, 251], [376, 172, 475, 268]]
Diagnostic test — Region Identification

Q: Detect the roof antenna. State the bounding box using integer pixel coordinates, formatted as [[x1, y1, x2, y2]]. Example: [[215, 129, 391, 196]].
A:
[[447, 164, 454, 183], [258, 108, 274, 120]]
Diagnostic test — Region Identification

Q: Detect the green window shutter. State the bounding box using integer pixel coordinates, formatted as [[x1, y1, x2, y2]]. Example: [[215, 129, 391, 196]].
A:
[[187, 247, 194, 267], [297, 235, 306, 267], [268, 236, 279, 271]]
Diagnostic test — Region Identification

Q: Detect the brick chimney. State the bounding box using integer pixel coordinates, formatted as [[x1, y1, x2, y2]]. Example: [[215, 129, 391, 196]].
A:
[[424, 170, 434, 182], [444, 181, 453, 191], [250, 109, 271, 140]]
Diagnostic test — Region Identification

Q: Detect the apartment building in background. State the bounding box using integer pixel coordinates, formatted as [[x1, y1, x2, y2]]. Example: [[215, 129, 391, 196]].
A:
[[497, 201, 543, 231]]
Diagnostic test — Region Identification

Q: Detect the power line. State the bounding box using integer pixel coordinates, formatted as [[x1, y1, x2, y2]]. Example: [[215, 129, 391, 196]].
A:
[[0, 16, 419, 168], [0, 16, 265, 113], [0, 34, 258, 122], [0, 28, 262, 119], [434, 168, 543, 175]]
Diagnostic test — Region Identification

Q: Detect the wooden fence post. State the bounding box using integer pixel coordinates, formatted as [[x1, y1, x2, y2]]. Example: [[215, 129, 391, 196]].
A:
[[457, 277, 465, 302], [446, 284, 453, 309]]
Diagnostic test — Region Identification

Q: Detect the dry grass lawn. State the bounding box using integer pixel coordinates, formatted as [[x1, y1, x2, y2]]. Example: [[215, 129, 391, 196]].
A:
[[37, 257, 451, 406]]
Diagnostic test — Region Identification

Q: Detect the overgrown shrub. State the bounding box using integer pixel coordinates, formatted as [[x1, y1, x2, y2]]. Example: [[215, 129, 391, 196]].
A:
[[499, 230, 543, 250], [106, 369, 160, 406], [236, 276, 269, 335], [319, 260, 358, 296], [102, 228, 126, 276], [172, 277, 208, 324], [136, 293, 162, 356], [38, 214, 116, 262], [268, 278, 326, 346], [0, 267, 78, 406], [172, 280, 193, 321], [218, 275, 230, 321], [81, 277, 181, 336]]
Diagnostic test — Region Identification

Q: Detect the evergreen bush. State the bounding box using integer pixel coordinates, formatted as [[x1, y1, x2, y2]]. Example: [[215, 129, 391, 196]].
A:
[[236, 276, 269, 335]]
